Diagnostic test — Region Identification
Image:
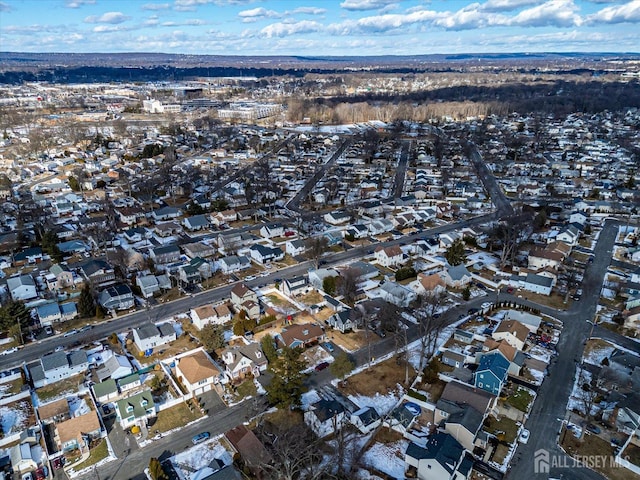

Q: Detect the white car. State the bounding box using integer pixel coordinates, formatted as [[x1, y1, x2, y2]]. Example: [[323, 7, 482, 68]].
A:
[[481, 302, 493, 309], [519, 429, 530, 444], [0, 347, 18, 356]]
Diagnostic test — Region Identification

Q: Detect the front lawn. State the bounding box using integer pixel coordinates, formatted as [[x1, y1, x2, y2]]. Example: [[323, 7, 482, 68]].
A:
[[484, 416, 519, 444], [71, 439, 108, 470], [228, 379, 257, 402], [150, 402, 203, 434]]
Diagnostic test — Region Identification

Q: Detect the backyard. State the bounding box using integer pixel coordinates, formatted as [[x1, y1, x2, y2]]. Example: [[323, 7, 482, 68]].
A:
[[70, 439, 109, 471], [37, 374, 84, 402], [338, 357, 412, 397]]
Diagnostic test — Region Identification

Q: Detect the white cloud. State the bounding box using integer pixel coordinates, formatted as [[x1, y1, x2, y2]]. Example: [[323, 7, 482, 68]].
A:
[[65, 0, 95, 8], [141, 3, 171, 10], [239, 7, 281, 23], [482, 0, 543, 12], [161, 19, 207, 26], [84, 11, 131, 24], [174, 0, 257, 10], [260, 20, 324, 38], [0, 1, 11, 12], [586, 0, 640, 24], [435, 4, 509, 30], [328, 9, 441, 34], [340, 0, 398, 11], [291, 6, 327, 15], [510, 0, 581, 27]]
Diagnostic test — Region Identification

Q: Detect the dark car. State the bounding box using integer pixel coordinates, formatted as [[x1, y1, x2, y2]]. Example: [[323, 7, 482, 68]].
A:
[[585, 423, 601, 434], [468, 308, 479, 315], [506, 287, 515, 294], [315, 362, 330, 371]]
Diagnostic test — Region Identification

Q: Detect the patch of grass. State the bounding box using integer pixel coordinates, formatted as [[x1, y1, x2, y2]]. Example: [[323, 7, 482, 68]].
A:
[[419, 379, 446, 402], [37, 373, 84, 402], [562, 430, 639, 480], [484, 416, 519, 444], [625, 444, 640, 467], [337, 357, 411, 397], [298, 290, 324, 306], [72, 439, 108, 470], [151, 402, 203, 434], [1, 377, 25, 395], [374, 427, 403, 444], [506, 387, 534, 412], [493, 443, 511, 464], [230, 378, 257, 402], [130, 334, 199, 364]]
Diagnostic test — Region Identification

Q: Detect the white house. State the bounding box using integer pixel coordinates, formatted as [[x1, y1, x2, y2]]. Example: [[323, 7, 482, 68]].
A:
[[350, 406, 381, 434], [259, 224, 284, 239], [285, 239, 307, 257], [440, 264, 473, 288], [190, 303, 232, 329], [218, 255, 251, 274], [220, 343, 268, 381], [379, 282, 416, 308], [374, 245, 404, 268], [133, 323, 177, 353], [304, 399, 346, 438], [249, 244, 284, 264], [7, 275, 37, 301]]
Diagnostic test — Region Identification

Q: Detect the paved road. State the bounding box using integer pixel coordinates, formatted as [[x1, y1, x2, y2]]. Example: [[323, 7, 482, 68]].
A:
[[467, 143, 514, 217], [506, 220, 620, 480], [391, 140, 411, 199], [286, 139, 352, 213]]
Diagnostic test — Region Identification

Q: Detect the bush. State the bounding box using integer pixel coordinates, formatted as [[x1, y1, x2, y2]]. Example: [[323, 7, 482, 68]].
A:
[[407, 389, 427, 402], [395, 266, 416, 282]]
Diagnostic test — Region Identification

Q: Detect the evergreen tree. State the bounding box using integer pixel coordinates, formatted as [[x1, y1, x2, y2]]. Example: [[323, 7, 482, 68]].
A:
[[445, 238, 466, 266], [199, 324, 225, 352], [148, 458, 168, 480], [266, 346, 307, 409], [0, 301, 31, 344], [78, 285, 95, 317], [322, 276, 337, 296], [260, 334, 278, 363], [329, 352, 354, 385]]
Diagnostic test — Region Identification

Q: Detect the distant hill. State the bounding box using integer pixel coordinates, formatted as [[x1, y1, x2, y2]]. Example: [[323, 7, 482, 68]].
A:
[[0, 51, 638, 84]]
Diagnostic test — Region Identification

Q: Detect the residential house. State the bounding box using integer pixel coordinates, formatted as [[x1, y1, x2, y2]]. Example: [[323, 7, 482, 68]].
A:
[[133, 323, 177, 353], [55, 412, 101, 453], [137, 275, 160, 298], [79, 259, 115, 286], [48, 264, 74, 290], [152, 206, 181, 221], [175, 349, 222, 396], [190, 303, 232, 329], [374, 245, 404, 268], [503, 310, 542, 333], [249, 244, 284, 264], [183, 242, 217, 259], [324, 211, 351, 225], [441, 350, 467, 369], [29, 350, 89, 388], [259, 224, 284, 239], [474, 352, 510, 395], [183, 214, 210, 231], [435, 400, 484, 452], [280, 276, 310, 297], [60, 302, 78, 321], [211, 209, 237, 226], [285, 239, 307, 257], [350, 406, 381, 434], [440, 264, 473, 288], [492, 320, 529, 351], [99, 284, 134, 311], [277, 323, 324, 349], [150, 245, 181, 265], [36, 303, 62, 326], [96, 354, 134, 382], [9, 443, 38, 475], [12, 247, 43, 266], [304, 399, 346, 438], [412, 272, 446, 297], [528, 248, 564, 270], [510, 272, 555, 295], [379, 282, 416, 307], [230, 283, 258, 309], [118, 373, 141, 393], [217, 255, 251, 277], [7, 275, 37, 301], [478, 339, 524, 376], [308, 268, 339, 290], [327, 308, 359, 333], [115, 390, 156, 429], [221, 343, 267, 381], [556, 225, 580, 246], [404, 433, 471, 480], [224, 425, 272, 477]]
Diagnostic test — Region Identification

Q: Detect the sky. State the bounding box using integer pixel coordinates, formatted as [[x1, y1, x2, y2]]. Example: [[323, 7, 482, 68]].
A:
[[1, 0, 639, 56]]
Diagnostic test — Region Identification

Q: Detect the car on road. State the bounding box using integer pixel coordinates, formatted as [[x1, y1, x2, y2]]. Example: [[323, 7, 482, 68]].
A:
[[63, 329, 78, 337], [0, 347, 19, 355], [315, 362, 330, 372], [585, 423, 601, 434], [54, 346, 65, 352], [79, 325, 93, 332], [519, 429, 530, 444], [322, 342, 335, 353], [192, 432, 210, 444], [481, 302, 492, 309]]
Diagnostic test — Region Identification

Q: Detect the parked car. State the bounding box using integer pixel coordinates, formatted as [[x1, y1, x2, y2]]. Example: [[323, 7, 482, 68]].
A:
[[315, 362, 330, 371], [322, 342, 335, 353], [506, 287, 515, 294], [192, 432, 210, 444], [63, 329, 78, 337], [44, 325, 53, 336], [467, 308, 479, 315], [0, 347, 19, 355], [481, 302, 492, 309], [585, 423, 601, 434], [519, 429, 530, 444]]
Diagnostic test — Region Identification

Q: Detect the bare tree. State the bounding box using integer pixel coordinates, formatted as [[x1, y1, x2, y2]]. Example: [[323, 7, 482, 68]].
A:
[[490, 211, 533, 269], [338, 267, 360, 306], [304, 236, 329, 269], [414, 292, 448, 372]]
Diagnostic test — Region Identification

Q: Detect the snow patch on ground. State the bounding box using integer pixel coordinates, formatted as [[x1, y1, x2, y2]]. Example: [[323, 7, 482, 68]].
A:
[[527, 345, 552, 363], [301, 389, 322, 410], [0, 402, 28, 436], [171, 436, 232, 480], [362, 439, 408, 479], [68, 396, 91, 417], [567, 367, 599, 416], [584, 343, 615, 366], [526, 367, 545, 385], [349, 390, 402, 416]]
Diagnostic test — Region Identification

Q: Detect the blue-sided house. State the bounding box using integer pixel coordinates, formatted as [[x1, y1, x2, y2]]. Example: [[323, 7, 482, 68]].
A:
[[474, 351, 509, 396]]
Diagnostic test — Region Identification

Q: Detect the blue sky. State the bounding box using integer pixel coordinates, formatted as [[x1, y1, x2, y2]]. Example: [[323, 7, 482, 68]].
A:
[[1, 0, 639, 55]]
